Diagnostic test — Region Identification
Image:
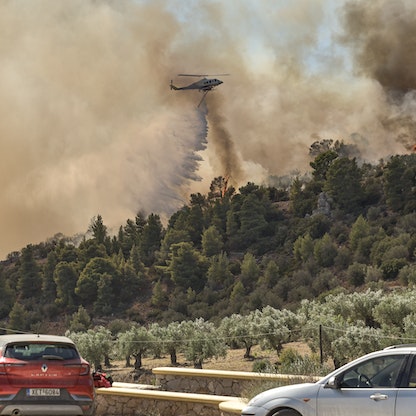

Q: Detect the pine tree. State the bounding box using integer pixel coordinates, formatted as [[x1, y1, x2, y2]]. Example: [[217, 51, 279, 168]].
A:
[[240, 252, 260, 289], [89, 214, 107, 244], [168, 242, 208, 291], [206, 252, 232, 290], [42, 251, 58, 303], [324, 157, 364, 213], [139, 214, 163, 266], [54, 261, 78, 309], [68, 306, 92, 332], [17, 245, 42, 300], [8, 302, 29, 332], [201, 226, 223, 257]]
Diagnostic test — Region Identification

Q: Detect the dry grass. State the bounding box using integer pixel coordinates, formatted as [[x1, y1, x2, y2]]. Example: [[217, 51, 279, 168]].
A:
[[106, 342, 312, 383]]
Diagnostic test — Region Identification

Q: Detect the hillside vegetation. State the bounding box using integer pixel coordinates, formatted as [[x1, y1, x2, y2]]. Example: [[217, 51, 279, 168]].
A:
[[1, 141, 416, 369]]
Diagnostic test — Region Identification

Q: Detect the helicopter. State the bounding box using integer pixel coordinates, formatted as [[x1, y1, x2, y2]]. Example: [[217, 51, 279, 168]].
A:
[[170, 73, 229, 107]]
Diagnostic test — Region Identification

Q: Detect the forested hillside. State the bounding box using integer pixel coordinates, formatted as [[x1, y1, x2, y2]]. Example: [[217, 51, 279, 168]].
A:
[[1, 141, 416, 336]]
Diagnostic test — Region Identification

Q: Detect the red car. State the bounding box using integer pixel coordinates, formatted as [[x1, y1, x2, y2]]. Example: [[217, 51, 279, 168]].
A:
[[0, 334, 95, 416]]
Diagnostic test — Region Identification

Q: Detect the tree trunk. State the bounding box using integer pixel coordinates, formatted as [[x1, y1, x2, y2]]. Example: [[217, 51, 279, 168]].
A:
[[134, 353, 142, 370], [125, 355, 131, 367], [104, 354, 111, 367], [244, 345, 253, 359], [170, 350, 177, 365]]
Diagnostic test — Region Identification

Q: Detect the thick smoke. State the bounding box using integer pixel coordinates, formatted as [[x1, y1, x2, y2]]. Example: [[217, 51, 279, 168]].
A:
[[339, 0, 416, 150], [0, 1, 208, 258], [341, 0, 416, 91], [204, 95, 244, 185], [1, 0, 415, 258]]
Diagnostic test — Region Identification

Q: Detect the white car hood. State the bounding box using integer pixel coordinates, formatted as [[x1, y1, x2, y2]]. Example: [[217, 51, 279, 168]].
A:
[[248, 382, 321, 407]]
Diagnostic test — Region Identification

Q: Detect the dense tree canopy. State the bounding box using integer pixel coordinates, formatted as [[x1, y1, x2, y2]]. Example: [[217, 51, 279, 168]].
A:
[[1, 150, 416, 341]]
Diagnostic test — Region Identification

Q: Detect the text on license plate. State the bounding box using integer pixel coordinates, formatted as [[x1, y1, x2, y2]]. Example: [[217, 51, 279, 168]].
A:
[[27, 388, 60, 397]]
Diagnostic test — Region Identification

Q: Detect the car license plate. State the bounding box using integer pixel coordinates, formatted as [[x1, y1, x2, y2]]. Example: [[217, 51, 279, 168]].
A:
[[27, 388, 60, 397]]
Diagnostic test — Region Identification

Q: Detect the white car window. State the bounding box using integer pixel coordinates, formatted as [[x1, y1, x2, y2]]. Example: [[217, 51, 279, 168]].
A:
[[338, 354, 405, 388], [404, 356, 416, 388]]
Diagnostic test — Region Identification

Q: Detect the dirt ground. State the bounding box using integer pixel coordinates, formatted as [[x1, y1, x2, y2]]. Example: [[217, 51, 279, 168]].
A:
[[106, 342, 312, 384]]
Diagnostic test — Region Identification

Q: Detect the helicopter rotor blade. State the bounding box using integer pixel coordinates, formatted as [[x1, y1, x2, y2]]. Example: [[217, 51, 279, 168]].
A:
[[178, 73, 230, 77], [178, 74, 206, 77]]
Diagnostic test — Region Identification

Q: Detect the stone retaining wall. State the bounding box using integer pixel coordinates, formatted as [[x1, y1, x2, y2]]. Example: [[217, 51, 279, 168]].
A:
[[95, 386, 241, 416], [153, 366, 317, 396], [95, 368, 318, 416]]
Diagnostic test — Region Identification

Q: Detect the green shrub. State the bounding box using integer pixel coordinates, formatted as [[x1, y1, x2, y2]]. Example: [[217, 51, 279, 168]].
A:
[[279, 348, 301, 366], [280, 348, 330, 376], [252, 359, 276, 373], [241, 380, 283, 400]]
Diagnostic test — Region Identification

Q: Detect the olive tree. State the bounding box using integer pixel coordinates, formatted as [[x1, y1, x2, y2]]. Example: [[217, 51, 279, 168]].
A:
[[219, 312, 259, 359], [258, 306, 300, 355], [331, 325, 385, 366], [373, 290, 416, 334], [163, 321, 187, 365], [337, 289, 383, 327], [180, 318, 226, 368], [67, 326, 113, 370], [299, 297, 349, 368], [403, 312, 416, 342], [117, 325, 155, 369]]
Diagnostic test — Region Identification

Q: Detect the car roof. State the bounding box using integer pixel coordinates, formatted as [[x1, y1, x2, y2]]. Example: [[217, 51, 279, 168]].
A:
[[384, 344, 416, 352], [0, 334, 75, 347]]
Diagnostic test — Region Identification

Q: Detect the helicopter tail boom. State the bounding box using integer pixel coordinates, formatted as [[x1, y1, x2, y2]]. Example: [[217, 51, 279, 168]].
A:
[[170, 80, 181, 90]]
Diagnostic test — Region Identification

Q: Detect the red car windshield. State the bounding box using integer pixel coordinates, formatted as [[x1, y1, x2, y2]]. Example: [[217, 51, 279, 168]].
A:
[[4, 343, 79, 361]]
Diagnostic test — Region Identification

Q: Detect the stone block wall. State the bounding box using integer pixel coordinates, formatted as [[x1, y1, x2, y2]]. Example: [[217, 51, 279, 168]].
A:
[[95, 394, 220, 416], [153, 367, 315, 396], [156, 371, 256, 395], [95, 388, 240, 416]]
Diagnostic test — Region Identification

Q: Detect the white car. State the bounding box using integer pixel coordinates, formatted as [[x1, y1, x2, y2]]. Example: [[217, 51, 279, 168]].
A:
[[241, 345, 416, 416]]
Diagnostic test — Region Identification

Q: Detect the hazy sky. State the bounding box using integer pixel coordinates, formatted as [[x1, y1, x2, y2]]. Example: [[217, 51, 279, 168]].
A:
[[1, 0, 415, 259]]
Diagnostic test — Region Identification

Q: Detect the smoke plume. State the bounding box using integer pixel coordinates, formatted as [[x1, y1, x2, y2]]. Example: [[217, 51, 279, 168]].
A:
[[1, 0, 415, 258], [339, 0, 416, 149]]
